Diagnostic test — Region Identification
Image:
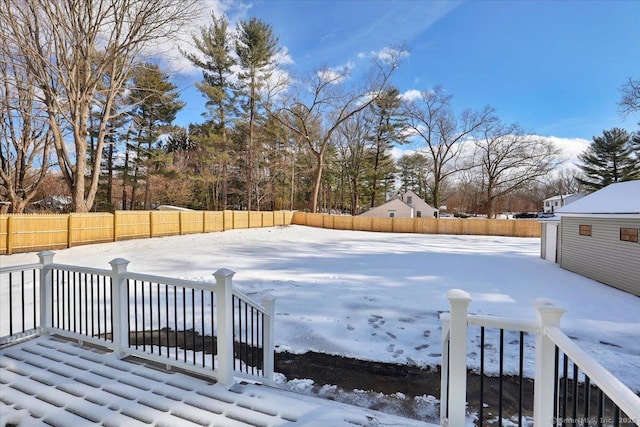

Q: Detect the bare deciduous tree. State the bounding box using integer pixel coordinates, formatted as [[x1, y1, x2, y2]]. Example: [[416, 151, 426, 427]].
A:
[[544, 168, 583, 197], [402, 86, 495, 210], [278, 49, 402, 212], [473, 121, 562, 218], [619, 77, 640, 116], [0, 32, 52, 213], [333, 113, 370, 215], [1, 0, 199, 212]]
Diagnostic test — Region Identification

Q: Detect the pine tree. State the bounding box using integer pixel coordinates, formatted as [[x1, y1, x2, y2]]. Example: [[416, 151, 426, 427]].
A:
[[235, 18, 280, 211], [631, 131, 640, 158], [127, 63, 184, 209], [367, 86, 406, 208], [577, 128, 640, 192], [183, 13, 236, 209]]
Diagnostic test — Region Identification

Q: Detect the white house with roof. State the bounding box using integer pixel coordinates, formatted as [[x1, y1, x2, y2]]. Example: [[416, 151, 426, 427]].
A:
[[542, 193, 584, 213], [359, 190, 438, 219], [540, 180, 640, 296]]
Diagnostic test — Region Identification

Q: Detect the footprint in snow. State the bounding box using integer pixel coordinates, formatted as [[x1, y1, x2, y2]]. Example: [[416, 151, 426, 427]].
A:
[[387, 344, 404, 358], [368, 315, 385, 329]]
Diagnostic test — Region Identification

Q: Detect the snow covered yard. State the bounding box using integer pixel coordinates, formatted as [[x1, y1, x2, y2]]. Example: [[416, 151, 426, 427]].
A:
[[3, 225, 639, 394]]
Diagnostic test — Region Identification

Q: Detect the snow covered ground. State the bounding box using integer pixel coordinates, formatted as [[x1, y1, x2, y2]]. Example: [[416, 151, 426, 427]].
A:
[[2, 225, 639, 394]]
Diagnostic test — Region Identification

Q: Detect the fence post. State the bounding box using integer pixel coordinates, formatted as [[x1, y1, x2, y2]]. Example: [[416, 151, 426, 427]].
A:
[[37, 251, 55, 332], [532, 299, 565, 427], [261, 295, 276, 384], [7, 215, 14, 255], [110, 258, 130, 357], [440, 312, 451, 425], [446, 289, 471, 427], [113, 211, 119, 242], [214, 268, 236, 387], [67, 214, 73, 248]]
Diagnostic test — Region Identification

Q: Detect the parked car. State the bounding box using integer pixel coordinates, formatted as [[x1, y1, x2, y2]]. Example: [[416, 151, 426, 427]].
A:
[[537, 212, 555, 218], [514, 212, 538, 219]]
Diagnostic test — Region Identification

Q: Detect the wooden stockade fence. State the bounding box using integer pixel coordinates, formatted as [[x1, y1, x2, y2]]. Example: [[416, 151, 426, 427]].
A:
[[291, 212, 541, 238], [0, 210, 294, 255], [0, 210, 540, 255]]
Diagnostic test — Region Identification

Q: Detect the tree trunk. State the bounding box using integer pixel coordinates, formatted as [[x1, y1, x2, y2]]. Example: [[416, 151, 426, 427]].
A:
[[107, 142, 114, 210], [310, 151, 324, 213]]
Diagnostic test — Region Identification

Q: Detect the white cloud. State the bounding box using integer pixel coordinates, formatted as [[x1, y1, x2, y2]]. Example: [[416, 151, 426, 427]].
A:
[[317, 62, 355, 84], [540, 136, 590, 168], [321, 33, 337, 44], [369, 46, 410, 63], [353, 47, 409, 67], [400, 89, 422, 102], [392, 134, 591, 170]]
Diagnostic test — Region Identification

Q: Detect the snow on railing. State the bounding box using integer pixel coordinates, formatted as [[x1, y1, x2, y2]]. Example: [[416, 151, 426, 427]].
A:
[[440, 289, 640, 427], [0, 251, 276, 387]]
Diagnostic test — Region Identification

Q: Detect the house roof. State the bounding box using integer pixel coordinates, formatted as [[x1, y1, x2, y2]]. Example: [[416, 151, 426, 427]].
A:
[[543, 193, 582, 202], [556, 180, 640, 216], [359, 191, 437, 217], [358, 198, 412, 217], [0, 335, 431, 427]]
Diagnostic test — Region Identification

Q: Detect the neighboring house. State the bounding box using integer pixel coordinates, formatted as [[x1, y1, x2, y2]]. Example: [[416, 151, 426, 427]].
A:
[[542, 193, 584, 213], [32, 195, 72, 212], [359, 190, 438, 218], [156, 205, 194, 211], [540, 180, 640, 296]]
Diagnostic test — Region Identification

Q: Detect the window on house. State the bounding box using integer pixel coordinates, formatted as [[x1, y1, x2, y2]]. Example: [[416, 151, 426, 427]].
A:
[[416, 211, 422, 218], [407, 196, 413, 204], [579, 224, 592, 236], [388, 211, 395, 218], [554, 201, 559, 206], [620, 228, 639, 243]]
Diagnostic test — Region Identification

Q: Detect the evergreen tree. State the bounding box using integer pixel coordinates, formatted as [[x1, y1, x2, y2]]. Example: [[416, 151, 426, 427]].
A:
[[235, 17, 280, 211], [183, 13, 236, 209], [396, 152, 432, 201], [367, 86, 406, 208], [127, 63, 184, 209], [631, 131, 640, 158], [577, 128, 640, 192]]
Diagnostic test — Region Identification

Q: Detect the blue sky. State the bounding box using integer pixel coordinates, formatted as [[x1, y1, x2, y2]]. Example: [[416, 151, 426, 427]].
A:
[[173, 0, 640, 144]]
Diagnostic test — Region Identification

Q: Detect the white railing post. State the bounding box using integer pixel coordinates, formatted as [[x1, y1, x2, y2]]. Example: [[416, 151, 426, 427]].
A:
[[214, 268, 236, 387], [37, 251, 55, 332], [446, 289, 471, 427], [261, 295, 276, 385], [439, 313, 451, 426], [110, 258, 130, 357], [533, 299, 565, 427]]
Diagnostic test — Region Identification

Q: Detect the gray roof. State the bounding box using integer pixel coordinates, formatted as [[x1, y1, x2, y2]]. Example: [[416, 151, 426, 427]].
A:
[[556, 180, 640, 215]]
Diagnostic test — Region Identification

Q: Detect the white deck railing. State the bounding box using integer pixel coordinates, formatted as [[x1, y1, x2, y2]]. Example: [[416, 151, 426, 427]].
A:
[[440, 289, 640, 427], [0, 251, 276, 387]]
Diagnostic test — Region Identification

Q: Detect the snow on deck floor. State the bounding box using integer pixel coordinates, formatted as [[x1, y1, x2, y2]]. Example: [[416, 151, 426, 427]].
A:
[[0, 335, 434, 427]]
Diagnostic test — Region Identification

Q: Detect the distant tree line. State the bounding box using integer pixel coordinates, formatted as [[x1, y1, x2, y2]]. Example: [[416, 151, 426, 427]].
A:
[[1, 2, 638, 215]]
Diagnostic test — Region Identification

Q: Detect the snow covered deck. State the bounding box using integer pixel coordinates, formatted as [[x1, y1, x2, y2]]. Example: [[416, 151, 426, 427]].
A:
[[0, 335, 433, 427]]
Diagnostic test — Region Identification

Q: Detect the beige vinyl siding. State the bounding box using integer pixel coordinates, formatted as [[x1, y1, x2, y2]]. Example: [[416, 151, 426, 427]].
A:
[[359, 199, 413, 218], [540, 223, 547, 258], [560, 217, 640, 296]]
